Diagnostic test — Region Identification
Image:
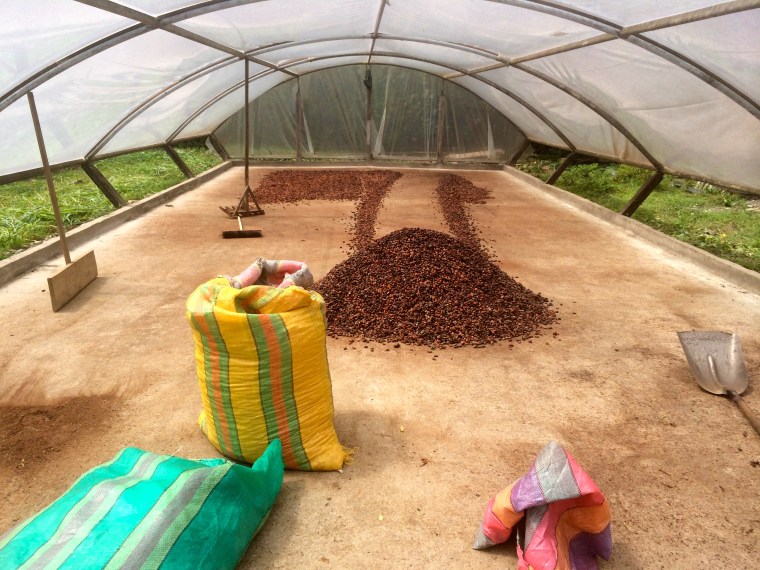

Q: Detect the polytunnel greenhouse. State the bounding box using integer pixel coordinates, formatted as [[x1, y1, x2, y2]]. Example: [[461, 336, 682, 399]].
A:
[[1, 2, 759, 569]]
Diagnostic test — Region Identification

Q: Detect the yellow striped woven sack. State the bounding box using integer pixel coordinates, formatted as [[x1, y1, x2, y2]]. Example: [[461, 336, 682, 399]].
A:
[[186, 277, 347, 471]]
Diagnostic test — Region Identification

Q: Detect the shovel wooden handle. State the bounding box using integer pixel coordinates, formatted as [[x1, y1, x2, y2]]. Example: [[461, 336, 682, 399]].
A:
[[729, 391, 760, 436]]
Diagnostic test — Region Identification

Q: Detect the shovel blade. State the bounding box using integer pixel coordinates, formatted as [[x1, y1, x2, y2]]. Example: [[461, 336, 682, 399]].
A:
[[677, 331, 749, 395]]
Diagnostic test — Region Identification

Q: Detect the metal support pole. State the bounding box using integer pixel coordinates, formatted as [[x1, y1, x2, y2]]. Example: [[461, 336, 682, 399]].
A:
[[546, 152, 577, 185], [436, 77, 446, 164], [244, 58, 250, 191], [620, 171, 665, 217], [295, 78, 303, 162], [27, 92, 71, 264], [507, 139, 531, 165], [81, 161, 127, 208], [365, 67, 373, 160], [220, 58, 263, 218], [163, 143, 193, 178]]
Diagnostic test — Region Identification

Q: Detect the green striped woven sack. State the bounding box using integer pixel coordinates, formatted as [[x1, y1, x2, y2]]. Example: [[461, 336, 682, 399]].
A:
[[0, 440, 283, 570]]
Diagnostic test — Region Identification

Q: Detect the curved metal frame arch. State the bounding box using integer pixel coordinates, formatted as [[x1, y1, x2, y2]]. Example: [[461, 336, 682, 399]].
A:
[[165, 53, 576, 158], [246, 35, 662, 164], [85, 55, 239, 159], [3, 0, 757, 173], [279, 52, 668, 164], [483, 0, 760, 118], [166, 68, 284, 143]]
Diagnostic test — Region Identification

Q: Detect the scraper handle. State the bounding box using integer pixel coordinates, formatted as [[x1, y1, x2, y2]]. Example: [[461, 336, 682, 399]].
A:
[[728, 390, 760, 436]]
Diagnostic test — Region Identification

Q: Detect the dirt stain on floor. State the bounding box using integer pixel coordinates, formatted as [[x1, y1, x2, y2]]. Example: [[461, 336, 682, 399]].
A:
[[0, 395, 119, 473]]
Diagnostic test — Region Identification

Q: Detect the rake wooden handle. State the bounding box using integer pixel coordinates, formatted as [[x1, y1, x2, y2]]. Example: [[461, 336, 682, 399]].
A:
[[729, 391, 760, 436]]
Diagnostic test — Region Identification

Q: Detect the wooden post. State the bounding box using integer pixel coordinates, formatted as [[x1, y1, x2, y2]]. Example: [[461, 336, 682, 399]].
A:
[[244, 58, 250, 191], [82, 161, 127, 207], [27, 92, 71, 264], [295, 77, 303, 162], [436, 77, 446, 164], [207, 134, 229, 160], [507, 139, 531, 165], [621, 171, 665, 217], [28, 91, 98, 311], [164, 143, 193, 178], [546, 152, 577, 185]]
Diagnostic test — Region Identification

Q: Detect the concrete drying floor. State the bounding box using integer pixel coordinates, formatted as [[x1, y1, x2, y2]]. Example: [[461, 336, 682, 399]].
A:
[[1, 167, 759, 568]]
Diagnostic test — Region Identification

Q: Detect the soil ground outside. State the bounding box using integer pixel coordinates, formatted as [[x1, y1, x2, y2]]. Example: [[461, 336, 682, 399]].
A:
[[1, 167, 759, 568]]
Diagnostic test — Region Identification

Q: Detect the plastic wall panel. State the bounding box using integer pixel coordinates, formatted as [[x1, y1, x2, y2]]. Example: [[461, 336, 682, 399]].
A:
[[373, 39, 495, 71], [379, 0, 598, 57], [526, 40, 760, 186], [22, 30, 225, 167], [0, 98, 41, 176], [117, 0, 199, 15], [556, 0, 724, 26], [1, 0, 130, 95], [180, 72, 291, 141], [215, 80, 297, 158], [100, 60, 247, 155], [370, 66, 440, 159], [442, 82, 524, 162], [255, 39, 373, 67], [644, 10, 760, 102], [479, 67, 651, 166], [450, 76, 564, 148], [177, 0, 376, 51], [299, 68, 367, 158]]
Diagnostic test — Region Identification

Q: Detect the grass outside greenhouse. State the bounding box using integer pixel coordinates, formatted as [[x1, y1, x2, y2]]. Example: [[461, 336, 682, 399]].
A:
[[1, 142, 758, 274], [0, 140, 222, 260], [513, 154, 760, 274]]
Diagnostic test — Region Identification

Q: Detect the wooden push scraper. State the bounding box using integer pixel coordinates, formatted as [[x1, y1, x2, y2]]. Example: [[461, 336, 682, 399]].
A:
[[222, 216, 262, 239]]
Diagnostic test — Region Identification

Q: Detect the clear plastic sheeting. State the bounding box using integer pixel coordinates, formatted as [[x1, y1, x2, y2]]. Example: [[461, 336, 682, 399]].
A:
[[371, 67, 441, 160], [378, 0, 599, 58], [214, 65, 525, 164], [525, 39, 760, 186], [0, 0, 131, 97], [450, 76, 566, 150], [100, 59, 247, 156], [179, 71, 291, 142], [1, 0, 759, 193], [479, 67, 652, 167], [443, 82, 524, 163], [176, 0, 378, 52], [643, 10, 760, 103], [299, 67, 366, 158], [216, 80, 298, 159]]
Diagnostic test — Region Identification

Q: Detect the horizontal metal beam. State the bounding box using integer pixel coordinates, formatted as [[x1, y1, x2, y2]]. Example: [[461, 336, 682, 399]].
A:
[[619, 0, 760, 37]]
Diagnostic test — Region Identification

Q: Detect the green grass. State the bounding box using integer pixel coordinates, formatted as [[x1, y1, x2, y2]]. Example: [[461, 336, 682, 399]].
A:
[[2, 144, 758, 274], [514, 158, 760, 273], [0, 140, 221, 260]]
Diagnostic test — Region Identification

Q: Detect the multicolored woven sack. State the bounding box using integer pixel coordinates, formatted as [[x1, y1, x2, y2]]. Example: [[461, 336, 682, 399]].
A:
[[186, 277, 347, 471], [0, 440, 284, 570], [474, 440, 612, 569]]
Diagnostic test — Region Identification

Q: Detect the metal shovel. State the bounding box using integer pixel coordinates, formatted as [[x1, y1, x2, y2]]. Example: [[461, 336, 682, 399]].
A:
[[677, 331, 760, 436]]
